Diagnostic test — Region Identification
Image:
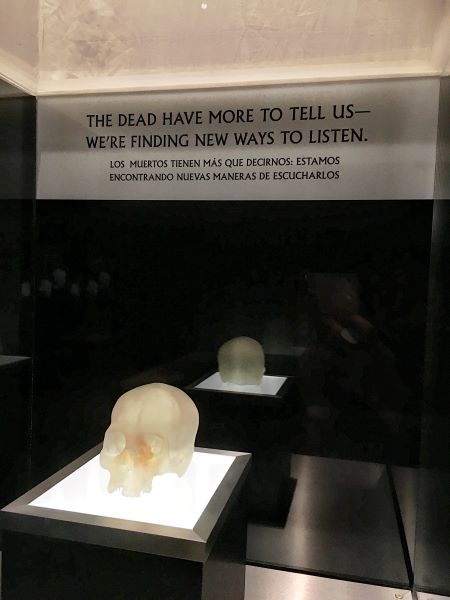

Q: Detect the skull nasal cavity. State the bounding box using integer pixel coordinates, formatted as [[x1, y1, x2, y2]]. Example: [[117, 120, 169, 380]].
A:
[[137, 442, 154, 464]]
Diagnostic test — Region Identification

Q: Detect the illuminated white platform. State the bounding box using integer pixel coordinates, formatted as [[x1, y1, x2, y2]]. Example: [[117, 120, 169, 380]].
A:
[[194, 372, 287, 396], [31, 451, 235, 530], [1, 445, 250, 562]]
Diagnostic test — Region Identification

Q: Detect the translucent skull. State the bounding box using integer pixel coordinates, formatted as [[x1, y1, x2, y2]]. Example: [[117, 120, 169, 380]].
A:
[[218, 336, 265, 385], [100, 383, 199, 497]]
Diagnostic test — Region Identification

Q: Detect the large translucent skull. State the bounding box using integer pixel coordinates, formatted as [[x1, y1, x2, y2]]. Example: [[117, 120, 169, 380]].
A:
[[100, 383, 199, 497], [218, 336, 265, 385]]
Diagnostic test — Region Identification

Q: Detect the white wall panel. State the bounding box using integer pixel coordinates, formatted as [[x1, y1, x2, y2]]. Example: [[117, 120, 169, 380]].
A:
[[1, 0, 450, 94], [0, 0, 39, 92]]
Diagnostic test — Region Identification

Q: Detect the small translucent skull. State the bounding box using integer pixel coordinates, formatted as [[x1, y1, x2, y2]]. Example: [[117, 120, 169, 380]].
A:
[[98, 271, 111, 289], [52, 268, 67, 290], [39, 279, 52, 298], [218, 336, 265, 385], [100, 383, 199, 497]]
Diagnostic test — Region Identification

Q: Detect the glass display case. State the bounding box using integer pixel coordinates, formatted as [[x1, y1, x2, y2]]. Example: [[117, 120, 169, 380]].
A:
[[0, 73, 449, 600], [30, 199, 433, 588]]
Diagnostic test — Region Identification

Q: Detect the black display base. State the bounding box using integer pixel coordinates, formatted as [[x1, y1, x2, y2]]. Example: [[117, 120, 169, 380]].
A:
[[186, 372, 298, 527], [248, 476, 297, 528], [245, 450, 296, 528], [1, 446, 250, 600], [2, 500, 246, 600], [3, 531, 203, 600], [0, 356, 31, 508]]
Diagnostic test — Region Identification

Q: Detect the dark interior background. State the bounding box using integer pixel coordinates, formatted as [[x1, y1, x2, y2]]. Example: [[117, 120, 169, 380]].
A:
[[31, 200, 432, 477]]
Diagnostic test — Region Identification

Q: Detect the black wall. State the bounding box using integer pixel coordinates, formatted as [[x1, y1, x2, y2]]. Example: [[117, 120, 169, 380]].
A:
[[32, 200, 433, 480], [0, 79, 35, 507], [0, 80, 36, 200], [414, 76, 450, 595]]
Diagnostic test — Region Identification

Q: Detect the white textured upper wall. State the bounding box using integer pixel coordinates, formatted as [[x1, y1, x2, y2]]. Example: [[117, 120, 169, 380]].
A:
[[38, 0, 450, 93], [0, 0, 39, 92], [0, 0, 450, 94]]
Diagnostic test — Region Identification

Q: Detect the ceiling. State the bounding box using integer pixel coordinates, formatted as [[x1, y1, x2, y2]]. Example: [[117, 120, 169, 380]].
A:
[[1, 0, 450, 95]]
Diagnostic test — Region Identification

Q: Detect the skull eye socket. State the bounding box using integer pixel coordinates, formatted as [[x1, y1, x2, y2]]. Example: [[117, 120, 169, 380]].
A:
[[103, 429, 126, 456], [142, 434, 163, 456]]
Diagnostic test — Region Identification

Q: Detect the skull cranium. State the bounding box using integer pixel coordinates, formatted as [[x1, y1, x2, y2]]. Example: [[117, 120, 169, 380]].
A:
[[100, 383, 199, 497], [218, 336, 265, 385]]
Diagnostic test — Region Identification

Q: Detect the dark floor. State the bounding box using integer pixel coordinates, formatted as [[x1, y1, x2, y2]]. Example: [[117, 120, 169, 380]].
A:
[[247, 454, 410, 587]]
